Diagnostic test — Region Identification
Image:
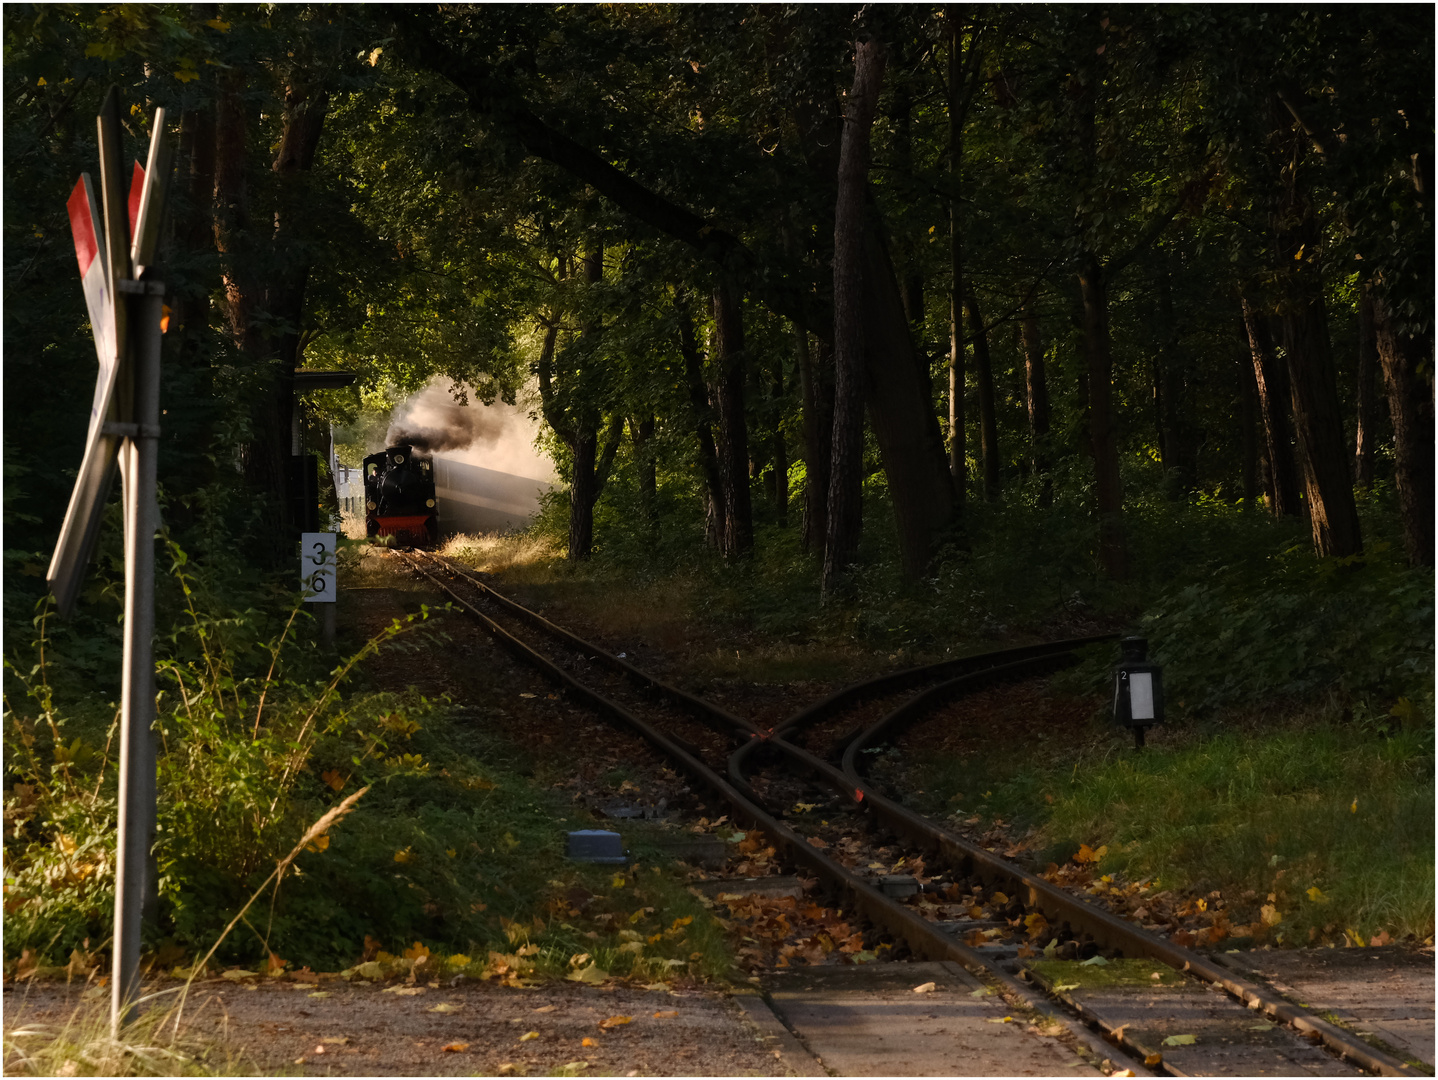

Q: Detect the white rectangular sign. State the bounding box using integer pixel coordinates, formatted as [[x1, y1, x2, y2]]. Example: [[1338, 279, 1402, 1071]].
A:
[[301, 532, 337, 603]]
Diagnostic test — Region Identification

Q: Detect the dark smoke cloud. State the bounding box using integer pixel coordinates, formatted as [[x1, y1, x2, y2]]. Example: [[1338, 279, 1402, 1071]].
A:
[[382, 379, 557, 482], [386, 386, 505, 454]]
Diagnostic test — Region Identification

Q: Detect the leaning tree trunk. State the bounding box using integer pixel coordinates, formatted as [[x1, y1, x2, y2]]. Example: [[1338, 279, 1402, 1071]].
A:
[[1078, 254, 1127, 579], [1372, 294, 1435, 567], [1240, 296, 1303, 519], [823, 37, 886, 597], [711, 283, 753, 557]]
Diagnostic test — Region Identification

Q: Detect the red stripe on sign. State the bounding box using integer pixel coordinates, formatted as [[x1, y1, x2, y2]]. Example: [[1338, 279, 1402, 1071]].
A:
[[127, 161, 145, 238], [67, 178, 98, 276]]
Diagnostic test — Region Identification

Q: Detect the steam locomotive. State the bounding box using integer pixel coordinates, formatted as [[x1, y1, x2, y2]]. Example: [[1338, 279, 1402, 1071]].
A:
[[363, 443, 439, 548]]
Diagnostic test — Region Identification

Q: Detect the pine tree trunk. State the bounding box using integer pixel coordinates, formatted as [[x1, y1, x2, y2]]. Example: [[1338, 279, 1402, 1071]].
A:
[[1022, 296, 1052, 507], [964, 286, 999, 501], [711, 282, 753, 557], [1372, 294, 1435, 566], [824, 37, 886, 597], [1078, 255, 1127, 578], [1354, 289, 1381, 490], [568, 427, 598, 560], [1241, 296, 1303, 518]]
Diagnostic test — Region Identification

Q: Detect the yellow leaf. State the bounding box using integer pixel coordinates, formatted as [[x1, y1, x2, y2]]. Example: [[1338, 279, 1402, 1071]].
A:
[[368, 47, 383, 66], [991, 892, 1010, 905], [394, 847, 413, 864], [670, 916, 692, 930], [653, 1010, 678, 1018], [447, 954, 472, 969], [1163, 1034, 1197, 1046], [1074, 843, 1098, 865], [37, 76, 47, 86], [1346, 928, 1366, 947], [1307, 887, 1327, 903], [428, 1003, 463, 1013], [404, 941, 430, 960], [1350, 798, 1358, 814], [566, 963, 608, 984], [912, 981, 937, 994], [174, 68, 199, 83], [321, 769, 345, 791], [612, 874, 627, 888], [206, 18, 231, 31], [519, 1030, 540, 1042], [599, 1015, 632, 1030], [1260, 904, 1282, 927], [442, 1042, 469, 1052], [582, 1037, 597, 1047], [986, 1016, 1015, 1024], [1025, 912, 1050, 939]]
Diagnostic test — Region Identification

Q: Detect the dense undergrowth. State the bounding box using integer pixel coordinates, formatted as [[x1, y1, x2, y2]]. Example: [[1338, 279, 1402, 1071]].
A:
[[2, 540, 731, 983]]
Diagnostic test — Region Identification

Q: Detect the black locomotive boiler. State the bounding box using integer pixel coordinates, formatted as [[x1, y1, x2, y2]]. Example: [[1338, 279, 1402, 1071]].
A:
[[363, 443, 439, 548]]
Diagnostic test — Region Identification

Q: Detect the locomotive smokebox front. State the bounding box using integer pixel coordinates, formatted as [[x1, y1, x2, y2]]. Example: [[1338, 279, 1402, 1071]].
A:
[[363, 443, 439, 548]]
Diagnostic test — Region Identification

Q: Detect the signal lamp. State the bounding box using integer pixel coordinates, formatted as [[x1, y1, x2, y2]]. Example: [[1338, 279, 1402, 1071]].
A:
[[1113, 636, 1163, 748]]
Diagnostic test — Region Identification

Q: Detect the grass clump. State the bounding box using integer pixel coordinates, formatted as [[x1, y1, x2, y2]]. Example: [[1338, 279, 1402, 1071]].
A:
[[922, 715, 1434, 945]]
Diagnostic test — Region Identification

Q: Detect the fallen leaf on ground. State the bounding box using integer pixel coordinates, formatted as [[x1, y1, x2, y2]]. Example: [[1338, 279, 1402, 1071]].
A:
[[308, 991, 331, 999], [1248, 1022, 1275, 1031], [986, 1016, 1015, 1024], [534, 1005, 558, 1013], [599, 1015, 633, 1030], [912, 981, 937, 994], [383, 985, 426, 995], [1144, 1053, 1163, 1067], [519, 1030, 540, 1042], [968, 987, 992, 998], [322, 1037, 349, 1046], [221, 969, 257, 981], [582, 1038, 597, 1048], [428, 1003, 463, 1013], [1163, 1034, 1197, 1046], [1080, 955, 1109, 966], [567, 963, 608, 984], [653, 1010, 678, 1018], [1053, 982, 1080, 992], [442, 1043, 469, 1053]]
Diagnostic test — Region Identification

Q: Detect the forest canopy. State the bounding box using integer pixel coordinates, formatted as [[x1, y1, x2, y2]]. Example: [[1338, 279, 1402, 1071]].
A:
[[5, 3, 1432, 594]]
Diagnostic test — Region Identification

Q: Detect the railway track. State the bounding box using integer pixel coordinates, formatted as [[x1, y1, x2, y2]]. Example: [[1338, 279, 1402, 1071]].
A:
[[396, 550, 1422, 1078]]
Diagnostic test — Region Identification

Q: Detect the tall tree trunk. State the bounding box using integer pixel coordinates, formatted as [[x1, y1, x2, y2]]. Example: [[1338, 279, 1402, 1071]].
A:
[[1273, 110, 1362, 558], [1237, 349, 1261, 506], [1241, 296, 1302, 518], [677, 295, 726, 549], [795, 326, 831, 553], [890, 82, 924, 330], [1353, 289, 1381, 490], [1156, 267, 1197, 497], [1078, 255, 1127, 578], [711, 282, 753, 557], [1021, 295, 1052, 507], [824, 37, 886, 597], [1372, 294, 1435, 566], [631, 414, 657, 534], [770, 352, 789, 526], [946, 20, 967, 509], [964, 286, 999, 501]]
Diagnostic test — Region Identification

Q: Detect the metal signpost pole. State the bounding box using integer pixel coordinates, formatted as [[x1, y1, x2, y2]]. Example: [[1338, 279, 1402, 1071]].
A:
[[111, 278, 166, 1029]]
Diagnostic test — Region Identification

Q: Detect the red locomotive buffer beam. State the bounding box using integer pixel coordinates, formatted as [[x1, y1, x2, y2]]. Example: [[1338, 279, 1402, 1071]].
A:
[[372, 513, 434, 546]]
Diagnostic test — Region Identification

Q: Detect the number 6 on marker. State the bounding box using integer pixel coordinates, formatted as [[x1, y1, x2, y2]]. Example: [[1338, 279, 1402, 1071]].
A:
[[301, 532, 337, 604]]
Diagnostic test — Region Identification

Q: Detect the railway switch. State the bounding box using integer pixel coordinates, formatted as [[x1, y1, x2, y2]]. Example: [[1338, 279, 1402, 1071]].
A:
[[1112, 636, 1164, 748]]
